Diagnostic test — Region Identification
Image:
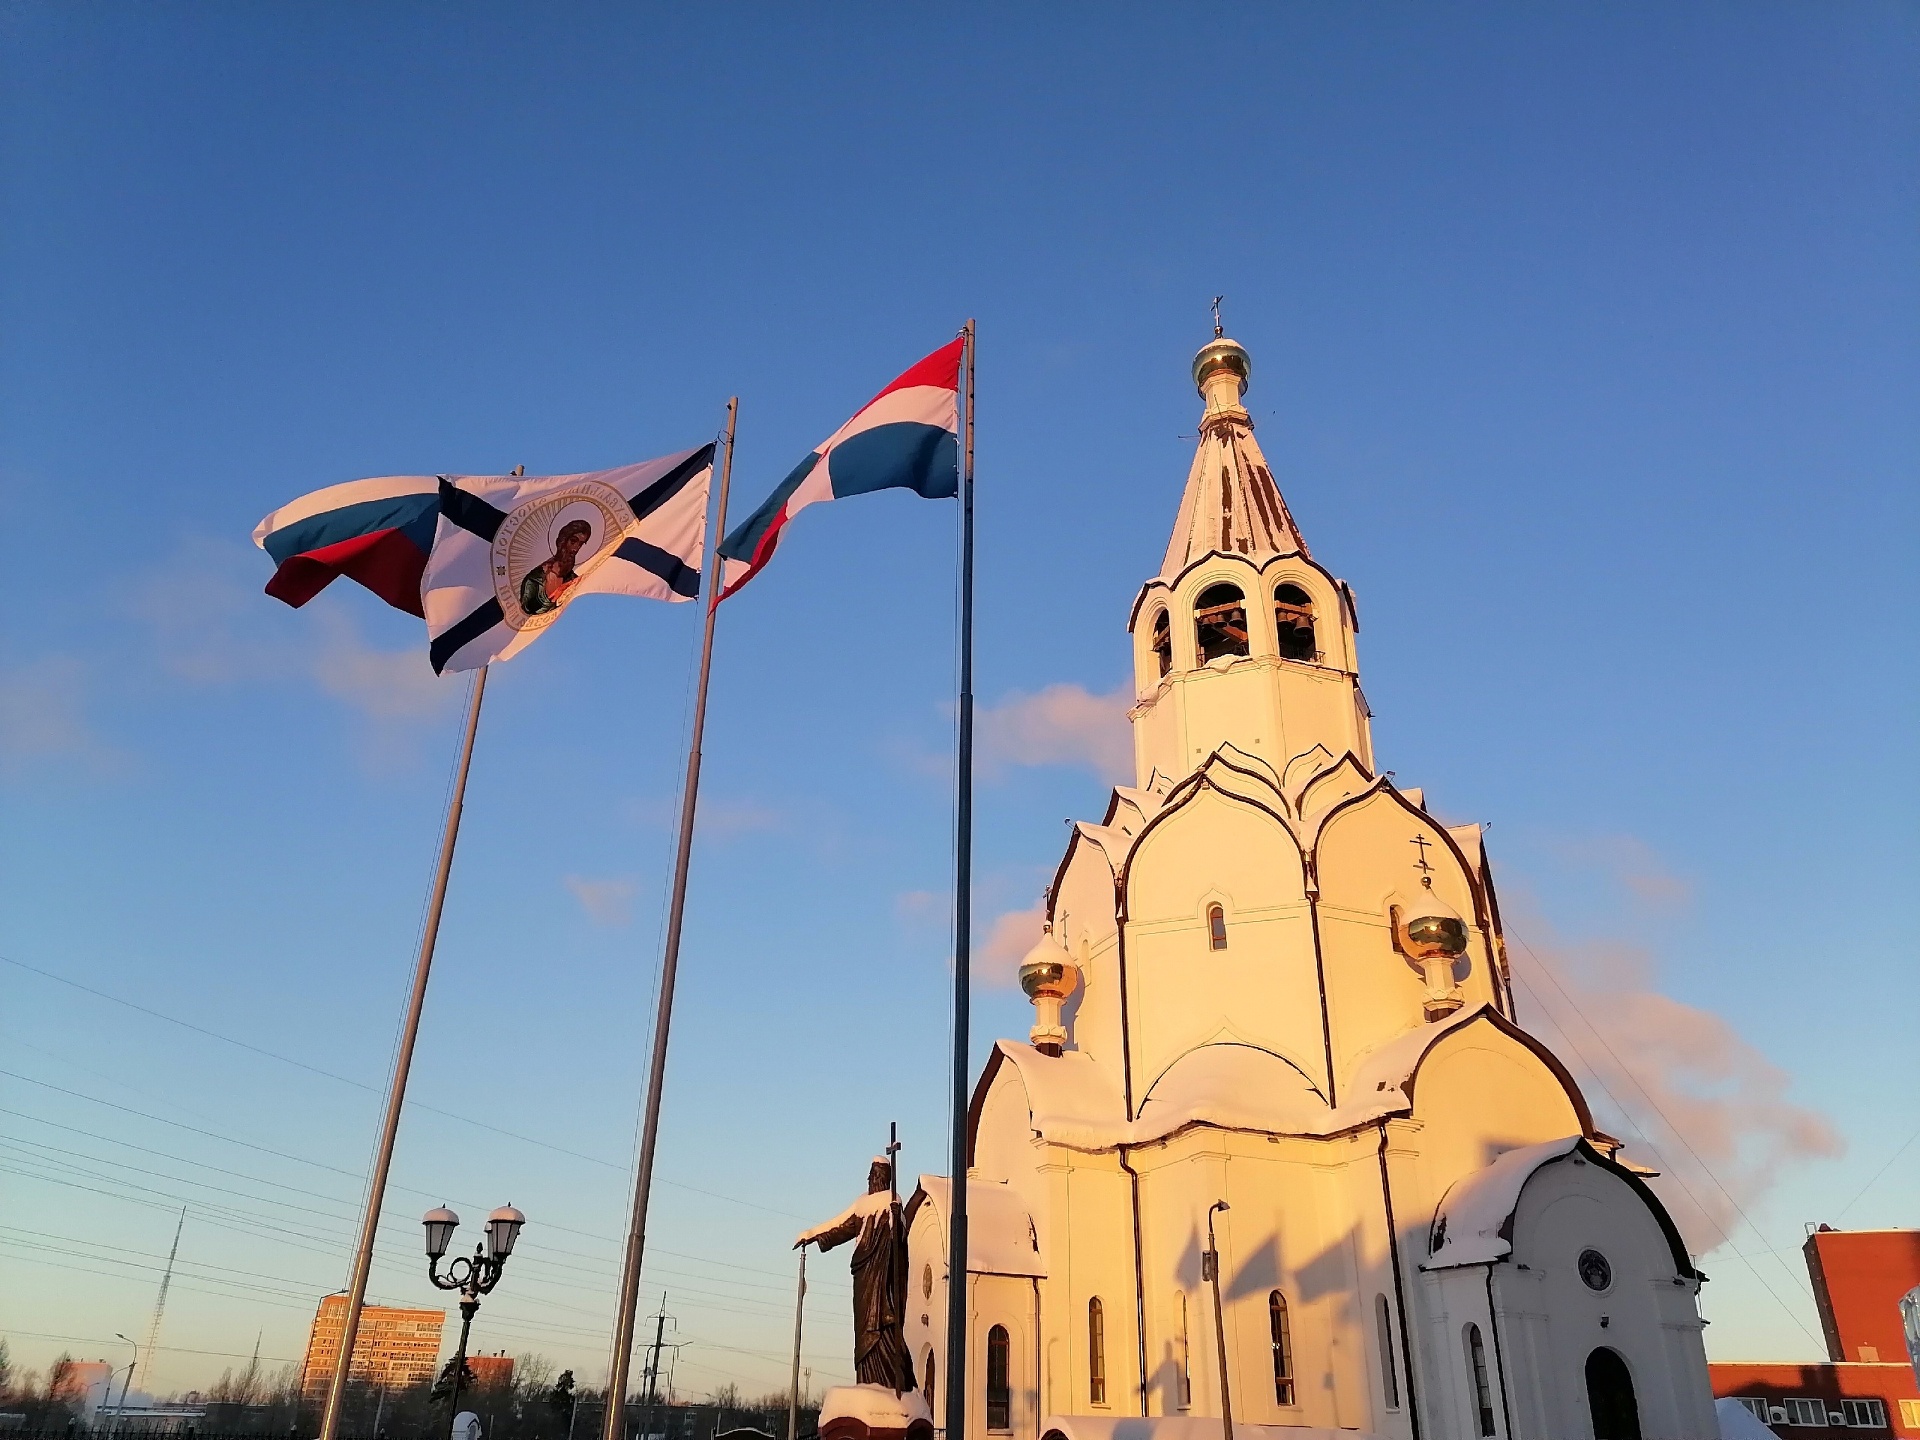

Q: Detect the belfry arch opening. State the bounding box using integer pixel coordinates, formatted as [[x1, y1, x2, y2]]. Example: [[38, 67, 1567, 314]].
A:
[[1150, 608, 1172, 678], [1194, 583, 1250, 662], [1274, 582, 1316, 661]]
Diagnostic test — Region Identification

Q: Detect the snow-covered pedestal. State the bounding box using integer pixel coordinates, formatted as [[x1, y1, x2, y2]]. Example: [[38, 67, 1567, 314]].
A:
[[817, 1384, 932, 1440]]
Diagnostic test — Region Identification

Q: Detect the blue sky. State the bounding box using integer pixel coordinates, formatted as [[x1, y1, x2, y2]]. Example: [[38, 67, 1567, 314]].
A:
[[2, 1, 1915, 1399]]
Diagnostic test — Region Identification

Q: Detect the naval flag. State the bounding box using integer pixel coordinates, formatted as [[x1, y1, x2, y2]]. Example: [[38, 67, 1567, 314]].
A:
[[424, 446, 715, 673], [715, 338, 962, 600]]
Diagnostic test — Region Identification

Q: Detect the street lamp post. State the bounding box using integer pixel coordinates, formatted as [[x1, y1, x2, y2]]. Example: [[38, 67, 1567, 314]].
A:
[[111, 1333, 140, 1438], [1202, 1202, 1234, 1440], [423, 1204, 526, 1440]]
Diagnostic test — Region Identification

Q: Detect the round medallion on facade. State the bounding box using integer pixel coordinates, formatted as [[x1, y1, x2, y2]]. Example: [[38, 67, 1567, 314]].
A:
[[1578, 1247, 1613, 1292], [491, 480, 631, 632]]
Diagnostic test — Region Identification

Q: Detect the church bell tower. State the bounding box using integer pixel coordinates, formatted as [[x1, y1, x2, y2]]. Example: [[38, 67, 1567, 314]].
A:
[[1128, 324, 1373, 788]]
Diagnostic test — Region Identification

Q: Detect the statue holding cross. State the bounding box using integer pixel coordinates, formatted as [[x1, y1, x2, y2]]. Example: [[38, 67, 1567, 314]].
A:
[[795, 1128, 917, 1394]]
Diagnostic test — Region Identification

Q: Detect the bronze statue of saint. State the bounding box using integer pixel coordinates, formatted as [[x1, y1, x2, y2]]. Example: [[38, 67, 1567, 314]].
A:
[[797, 1158, 917, 1393]]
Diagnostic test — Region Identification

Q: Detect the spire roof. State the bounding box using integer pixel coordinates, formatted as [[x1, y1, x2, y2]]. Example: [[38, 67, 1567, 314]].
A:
[[1160, 328, 1308, 579]]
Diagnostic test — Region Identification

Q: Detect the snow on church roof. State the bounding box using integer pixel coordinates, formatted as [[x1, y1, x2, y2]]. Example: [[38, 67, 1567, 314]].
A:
[[984, 1004, 1501, 1153], [1422, 1135, 1584, 1269], [909, 1176, 1046, 1277]]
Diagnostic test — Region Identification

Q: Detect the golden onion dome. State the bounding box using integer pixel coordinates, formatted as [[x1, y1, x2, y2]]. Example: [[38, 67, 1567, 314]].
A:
[[1018, 929, 1080, 1002], [1192, 336, 1252, 397]]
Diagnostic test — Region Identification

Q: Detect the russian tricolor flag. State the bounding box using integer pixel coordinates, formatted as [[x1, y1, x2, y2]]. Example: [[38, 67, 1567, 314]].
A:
[[717, 337, 963, 600], [253, 475, 441, 617]]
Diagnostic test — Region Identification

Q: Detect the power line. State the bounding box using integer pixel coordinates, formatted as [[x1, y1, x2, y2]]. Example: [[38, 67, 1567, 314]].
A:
[[1835, 1124, 1920, 1222], [2, 951, 807, 1220], [0, 1328, 300, 1365], [1506, 935, 1825, 1345]]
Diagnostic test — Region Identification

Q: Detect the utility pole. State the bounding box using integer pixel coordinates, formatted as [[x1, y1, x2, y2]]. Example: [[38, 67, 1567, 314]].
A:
[[643, 1300, 668, 1405]]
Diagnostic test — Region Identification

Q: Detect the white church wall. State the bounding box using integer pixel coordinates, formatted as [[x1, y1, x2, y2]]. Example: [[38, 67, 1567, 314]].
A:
[[1121, 789, 1321, 1097], [1403, 1029, 1586, 1239], [1313, 790, 1497, 1088], [1051, 843, 1122, 1069], [1503, 1158, 1715, 1440], [1044, 1154, 1137, 1420]]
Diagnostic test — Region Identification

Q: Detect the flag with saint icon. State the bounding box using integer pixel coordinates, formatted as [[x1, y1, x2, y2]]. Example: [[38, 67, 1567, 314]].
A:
[[424, 444, 715, 672]]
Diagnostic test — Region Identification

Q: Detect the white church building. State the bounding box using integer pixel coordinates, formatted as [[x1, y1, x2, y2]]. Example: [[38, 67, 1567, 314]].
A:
[[902, 331, 1718, 1440]]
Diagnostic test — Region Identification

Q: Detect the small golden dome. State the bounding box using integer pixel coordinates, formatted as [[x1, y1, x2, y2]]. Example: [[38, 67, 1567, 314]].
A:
[[1400, 915, 1469, 961], [1018, 929, 1080, 1002], [1192, 336, 1251, 397]]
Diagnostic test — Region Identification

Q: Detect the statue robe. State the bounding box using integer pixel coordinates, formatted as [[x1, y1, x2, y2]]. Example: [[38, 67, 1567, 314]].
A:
[[804, 1191, 917, 1393]]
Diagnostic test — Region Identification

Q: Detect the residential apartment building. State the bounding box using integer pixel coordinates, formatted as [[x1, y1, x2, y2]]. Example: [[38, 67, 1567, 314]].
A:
[[300, 1295, 446, 1394]]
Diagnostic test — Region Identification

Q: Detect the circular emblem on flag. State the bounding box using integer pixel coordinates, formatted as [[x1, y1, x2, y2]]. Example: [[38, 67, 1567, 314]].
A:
[[492, 480, 631, 631]]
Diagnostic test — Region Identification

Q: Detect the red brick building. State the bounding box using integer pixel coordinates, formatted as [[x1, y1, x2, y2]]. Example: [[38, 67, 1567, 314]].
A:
[[466, 1354, 516, 1391], [1709, 1227, 1920, 1437]]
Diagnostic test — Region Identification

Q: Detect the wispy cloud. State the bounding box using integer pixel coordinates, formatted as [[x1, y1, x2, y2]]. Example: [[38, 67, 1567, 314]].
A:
[[128, 537, 461, 736], [1550, 833, 1695, 909], [1507, 917, 1842, 1254], [976, 682, 1133, 782], [565, 875, 638, 926], [895, 889, 947, 924], [976, 904, 1045, 987], [0, 656, 127, 778], [624, 794, 786, 841]]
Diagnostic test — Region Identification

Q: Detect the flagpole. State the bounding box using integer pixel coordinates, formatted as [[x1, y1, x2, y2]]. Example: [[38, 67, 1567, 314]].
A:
[[319, 663, 489, 1440], [603, 398, 737, 1440], [943, 320, 976, 1440]]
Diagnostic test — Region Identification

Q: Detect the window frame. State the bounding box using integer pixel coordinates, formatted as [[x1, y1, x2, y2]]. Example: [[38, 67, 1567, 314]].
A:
[[985, 1324, 1012, 1433], [1088, 1297, 1106, 1407], [1465, 1323, 1496, 1438], [1842, 1399, 1886, 1429], [1785, 1398, 1828, 1427], [1150, 608, 1173, 678], [1374, 1293, 1400, 1411], [1268, 1290, 1295, 1407], [1207, 904, 1228, 951], [1177, 1292, 1192, 1409]]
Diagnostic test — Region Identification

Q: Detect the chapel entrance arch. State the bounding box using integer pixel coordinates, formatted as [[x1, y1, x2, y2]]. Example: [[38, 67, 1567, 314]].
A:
[[1585, 1347, 1641, 1440]]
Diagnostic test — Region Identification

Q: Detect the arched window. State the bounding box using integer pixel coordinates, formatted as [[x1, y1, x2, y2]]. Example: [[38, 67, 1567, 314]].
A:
[[1177, 1294, 1192, 1407], [1207, 904, 1228, 951], [1088, 1298, 1106, 1406], [1268, 1291, 1294, 1405], [1585, 1348, 1641, 1440], [986, 1325, 1011, 1432], [1151, 609, 1172, 678], [1375, 1294, 1399, 1410], [1274, 583, 1316, 661], [1195, 583, 1250, 662], [924, 1350, 936, 1412], [1465, 1324, 1496, 1437]]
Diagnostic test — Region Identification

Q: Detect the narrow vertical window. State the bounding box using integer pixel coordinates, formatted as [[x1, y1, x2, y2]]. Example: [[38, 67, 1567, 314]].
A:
[[1208, 904, 1228, 951], [1194, 583, 1250, 662], [987, 1324, 1011, 1432], [1375, 1294, 1399, 1410], [1151, 609, 1172, 678], [1178, 1294, 1193, 1407], [924, 1350, 936, 1412], [1269, 1291, 1294, 1405], [1466, 1324, 1496, 1437], [1088, 1298, 1106, 1406], [1274, 583, 1317, 661]]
